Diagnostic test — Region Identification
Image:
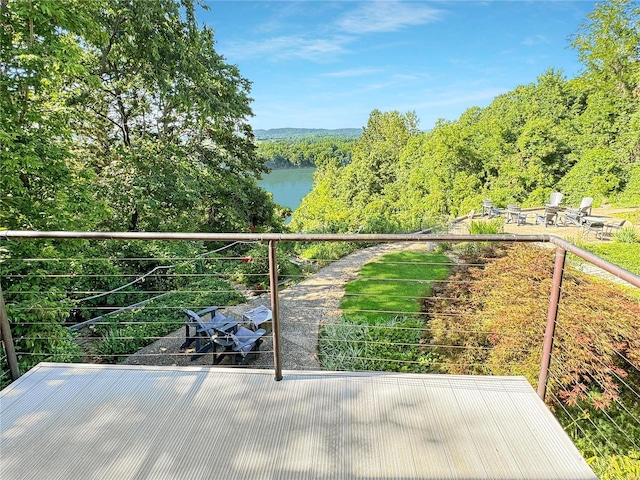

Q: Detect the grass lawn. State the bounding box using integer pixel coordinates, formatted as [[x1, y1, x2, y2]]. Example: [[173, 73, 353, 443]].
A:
[[340, 251, 451, 322], [578, 241, 640, 275], [319, 251, 451, 373]]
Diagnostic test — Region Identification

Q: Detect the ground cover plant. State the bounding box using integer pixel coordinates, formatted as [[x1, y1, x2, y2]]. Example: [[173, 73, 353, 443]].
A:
[[319, 251, 450, 373], [421, 243, 640, 478]]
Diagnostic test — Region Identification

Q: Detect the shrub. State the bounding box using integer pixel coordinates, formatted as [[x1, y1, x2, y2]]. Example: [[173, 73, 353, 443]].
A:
[[423, 244, 640, 471], [613, 226, 638, 243], [296, 242, 360, 264], [587, 452, 640, 480], [319, 315, 437, 373], [468, 218, 504, 234], [425, 244, 640, 408]]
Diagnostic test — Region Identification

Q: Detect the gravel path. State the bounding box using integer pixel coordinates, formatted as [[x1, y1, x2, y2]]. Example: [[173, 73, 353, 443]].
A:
[[122, 241, 431, 370]]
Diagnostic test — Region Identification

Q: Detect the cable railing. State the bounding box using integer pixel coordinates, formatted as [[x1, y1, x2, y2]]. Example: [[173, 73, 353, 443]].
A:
[[1, 230, 639, 474]]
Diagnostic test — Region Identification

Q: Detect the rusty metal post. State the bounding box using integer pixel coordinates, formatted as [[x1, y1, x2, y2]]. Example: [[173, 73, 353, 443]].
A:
[[537, 246, 566, 401], [268, 240, 283, 381], [0, 283, 20, 381]]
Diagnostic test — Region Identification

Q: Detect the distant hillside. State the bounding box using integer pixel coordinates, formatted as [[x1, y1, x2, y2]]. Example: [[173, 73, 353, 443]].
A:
[[255, 128, 361, 141]]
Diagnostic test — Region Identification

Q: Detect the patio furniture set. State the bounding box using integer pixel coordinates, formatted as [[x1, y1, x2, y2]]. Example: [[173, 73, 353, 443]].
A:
[[180, 305, 272, 365], [482, 194, 626, 240]]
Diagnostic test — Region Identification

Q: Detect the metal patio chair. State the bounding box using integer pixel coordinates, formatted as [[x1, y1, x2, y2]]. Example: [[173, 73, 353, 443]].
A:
[[600, 219, 627, 239], [582, 218, 606, 240], [181, 307, 238, 354]]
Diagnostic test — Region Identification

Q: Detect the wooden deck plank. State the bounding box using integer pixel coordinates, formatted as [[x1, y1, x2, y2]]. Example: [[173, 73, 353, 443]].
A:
[[0, 363, 597, 480], [452, 377, 525, 478]]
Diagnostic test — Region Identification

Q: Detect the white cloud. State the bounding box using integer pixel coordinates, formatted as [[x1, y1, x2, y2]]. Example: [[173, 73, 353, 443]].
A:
[[336, 1, 443, 34], [321, 67, 382, 78], [224, 35, 349, 62], [523, 35, 549, 46]]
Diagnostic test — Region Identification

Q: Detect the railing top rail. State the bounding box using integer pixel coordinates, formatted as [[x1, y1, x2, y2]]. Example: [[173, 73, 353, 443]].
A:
[[548, 237, 640, 288], [2, 230, 639, 288], [2, 229, 551, 243]]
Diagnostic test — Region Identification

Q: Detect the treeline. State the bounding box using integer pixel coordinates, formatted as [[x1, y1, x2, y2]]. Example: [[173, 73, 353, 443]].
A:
[[291, 0, 640, 233], [255, 128, 361, 141], [257, 137, 355, 168]]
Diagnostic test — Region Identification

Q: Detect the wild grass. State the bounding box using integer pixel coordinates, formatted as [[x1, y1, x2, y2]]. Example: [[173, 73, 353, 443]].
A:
[[468, 218, 504, 234]]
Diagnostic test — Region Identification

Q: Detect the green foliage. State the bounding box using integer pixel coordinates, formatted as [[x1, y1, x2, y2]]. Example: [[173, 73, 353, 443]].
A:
[[1, 0, 284, 236], [257, 136, 354, 169], [319, 315, 436, 373], [577, 240, 640, 275], [612, 226, 639, 243], [558, 148, 624, 205], [571, 0, 640, 96], [557, 392, 640, 459], [468, 219, 504, 234], [1, 0, 286, 376], [254, 128, 361, 141], [617, 164, 640, 207], [291, 110, 425, 233], [296, 242, 360, 265], [587, 452, 640, 480], [291, 2, 640, 234]]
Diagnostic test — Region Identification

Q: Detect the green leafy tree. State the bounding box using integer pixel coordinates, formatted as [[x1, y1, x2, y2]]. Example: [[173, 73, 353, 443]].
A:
[[0, 0, 106, 231], [0, 0, 283, 374], [67, 0, 277, 233], [571, 0, 640, 97]]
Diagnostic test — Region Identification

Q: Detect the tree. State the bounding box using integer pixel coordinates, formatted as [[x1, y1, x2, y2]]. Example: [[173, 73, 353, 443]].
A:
[[345, 110, 419, 207], [0, 0, 106, 231], [67, 0, 276, 233], [571, 0, 640, 96], [0, 0, 283, 375]]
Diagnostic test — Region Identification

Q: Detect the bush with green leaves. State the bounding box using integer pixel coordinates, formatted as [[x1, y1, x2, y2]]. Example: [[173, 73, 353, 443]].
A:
[[296, 242, 360, 265], [468, 218, 504, 234], [613, 226, 638, 243], [319, 315, 437, 373]]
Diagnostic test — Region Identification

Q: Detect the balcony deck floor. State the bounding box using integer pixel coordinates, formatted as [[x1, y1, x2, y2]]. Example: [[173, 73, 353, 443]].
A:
[[1, 363, 596, 480]]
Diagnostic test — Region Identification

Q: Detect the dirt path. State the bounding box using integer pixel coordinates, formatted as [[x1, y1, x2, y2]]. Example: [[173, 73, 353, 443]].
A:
[[122, 241, 431, 370]]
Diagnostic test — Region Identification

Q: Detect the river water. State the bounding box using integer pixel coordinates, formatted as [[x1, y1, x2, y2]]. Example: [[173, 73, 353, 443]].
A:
[[258, 167, 315, 221]]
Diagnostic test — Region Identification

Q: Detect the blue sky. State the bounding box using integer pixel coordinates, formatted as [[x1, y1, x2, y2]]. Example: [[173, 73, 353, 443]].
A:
[[199, 0, 597, 130]]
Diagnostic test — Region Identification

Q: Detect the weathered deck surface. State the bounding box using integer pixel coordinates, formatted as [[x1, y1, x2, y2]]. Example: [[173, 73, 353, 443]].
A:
[[1, 363, 596, 479]]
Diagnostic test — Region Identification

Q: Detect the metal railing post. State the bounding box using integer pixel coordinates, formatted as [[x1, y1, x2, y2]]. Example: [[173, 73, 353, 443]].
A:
[[268, 240, 283, 381], [0, 283, 21, 381], [537, 246, 566, 401]]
